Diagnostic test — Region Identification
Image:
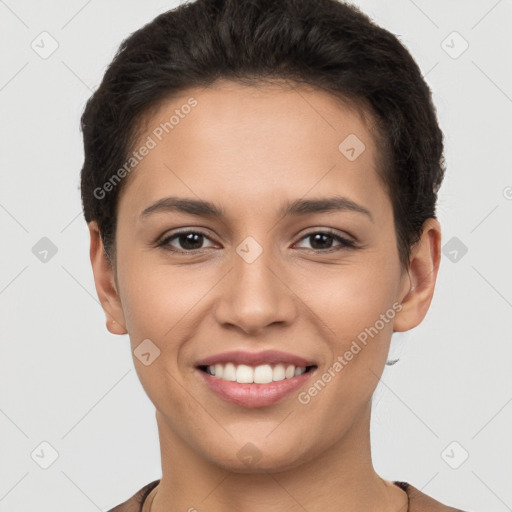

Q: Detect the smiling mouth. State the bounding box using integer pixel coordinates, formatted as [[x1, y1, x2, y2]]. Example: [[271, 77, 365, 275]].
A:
[[198, 363, 317, 384]]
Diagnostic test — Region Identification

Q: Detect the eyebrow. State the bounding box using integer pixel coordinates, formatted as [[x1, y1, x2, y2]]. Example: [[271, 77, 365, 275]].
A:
[[140, 195, 373, 222]]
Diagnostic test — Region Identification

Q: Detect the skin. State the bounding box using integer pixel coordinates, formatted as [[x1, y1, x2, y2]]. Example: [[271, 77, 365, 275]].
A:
[[89, 80, 441, 512]]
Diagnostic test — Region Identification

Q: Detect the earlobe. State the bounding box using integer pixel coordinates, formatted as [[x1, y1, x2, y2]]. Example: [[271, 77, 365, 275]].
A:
[[393, 218, 442, 333], [88, 221, 128, 335], [107, 318, 127, 336]]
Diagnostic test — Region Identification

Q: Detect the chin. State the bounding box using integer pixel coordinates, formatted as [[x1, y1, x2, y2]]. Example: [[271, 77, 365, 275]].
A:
[[201, 437, 316, 474]]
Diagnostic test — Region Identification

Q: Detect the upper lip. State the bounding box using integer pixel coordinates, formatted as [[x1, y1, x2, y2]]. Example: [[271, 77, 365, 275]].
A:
[[195, 350, 317, 368]]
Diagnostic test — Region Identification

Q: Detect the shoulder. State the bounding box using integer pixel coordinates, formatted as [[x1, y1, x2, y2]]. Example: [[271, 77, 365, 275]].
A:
[[394, 481, 470, 512], [106, 480, 160, 512]]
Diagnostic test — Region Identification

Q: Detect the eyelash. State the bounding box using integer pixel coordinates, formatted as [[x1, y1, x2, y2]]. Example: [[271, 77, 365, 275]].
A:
[[157, 229, 357, 254]]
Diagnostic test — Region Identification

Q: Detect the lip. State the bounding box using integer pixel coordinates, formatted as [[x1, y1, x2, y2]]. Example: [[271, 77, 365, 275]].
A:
[[195, 350, 317, 408], [195, 349, 316, 368], [197, 367, 316, 408]]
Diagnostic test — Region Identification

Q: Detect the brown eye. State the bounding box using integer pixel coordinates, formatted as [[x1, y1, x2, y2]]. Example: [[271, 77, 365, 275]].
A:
[[159, 230, 216, 252], [295, 231, 356, 252]]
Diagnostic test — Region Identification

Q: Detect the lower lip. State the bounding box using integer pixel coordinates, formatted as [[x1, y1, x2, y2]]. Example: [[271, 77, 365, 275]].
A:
[[197, 369, 315, 408]]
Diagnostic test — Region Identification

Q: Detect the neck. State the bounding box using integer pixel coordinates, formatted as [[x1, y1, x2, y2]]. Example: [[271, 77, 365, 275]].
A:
[[151, 402, 408, 512]]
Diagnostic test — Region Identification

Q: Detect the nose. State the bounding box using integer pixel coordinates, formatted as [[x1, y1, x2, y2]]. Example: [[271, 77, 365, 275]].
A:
[[213, 241, 298, 335]]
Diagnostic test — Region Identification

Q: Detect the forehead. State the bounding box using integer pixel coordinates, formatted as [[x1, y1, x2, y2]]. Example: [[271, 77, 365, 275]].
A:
[[118, 80, 389, 220]]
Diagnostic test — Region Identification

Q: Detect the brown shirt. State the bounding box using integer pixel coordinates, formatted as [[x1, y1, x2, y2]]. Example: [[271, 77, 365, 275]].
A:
[[106, 479, 469, 511]]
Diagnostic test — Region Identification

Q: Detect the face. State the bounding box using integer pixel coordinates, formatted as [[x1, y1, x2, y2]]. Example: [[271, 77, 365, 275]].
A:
[[92, 80, 434, 473]]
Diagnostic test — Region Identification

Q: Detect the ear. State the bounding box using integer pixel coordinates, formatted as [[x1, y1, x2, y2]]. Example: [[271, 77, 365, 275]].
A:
[[88, 221, 127, 335], [393, 217, 442, 332]]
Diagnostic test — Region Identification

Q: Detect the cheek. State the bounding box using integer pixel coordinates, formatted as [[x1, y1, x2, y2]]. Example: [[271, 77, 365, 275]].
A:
[[116, 263, 196, 412], [296, 264, 399, 431], [304, 256, 400, 336], [299, 254, 401, 411], [336, 264, 400, 372], [117, 257, 204, 340]]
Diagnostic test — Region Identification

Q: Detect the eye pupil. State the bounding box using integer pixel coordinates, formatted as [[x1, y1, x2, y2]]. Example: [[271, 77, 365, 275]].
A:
[[179, 232, 204, 250], [310, 233, 333, 250]]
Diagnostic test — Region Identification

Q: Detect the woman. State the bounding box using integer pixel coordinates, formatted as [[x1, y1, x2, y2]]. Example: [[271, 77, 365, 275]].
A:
[[80, 0, 470, 510]]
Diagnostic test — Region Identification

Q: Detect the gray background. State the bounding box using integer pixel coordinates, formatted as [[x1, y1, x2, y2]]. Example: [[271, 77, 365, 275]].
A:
[[1, 0, 511, 510]]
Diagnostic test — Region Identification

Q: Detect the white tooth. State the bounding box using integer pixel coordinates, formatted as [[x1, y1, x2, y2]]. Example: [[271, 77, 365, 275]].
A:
[[285, 365, 296, 379], [254, 364, 273, 384], [272, 364, 286, 382], [236, 364, 254, 383], [207, 365, 215, 376], [223, 362, 236, 381], [214, 364, 224, 379], [294, 366, 306, 376]]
